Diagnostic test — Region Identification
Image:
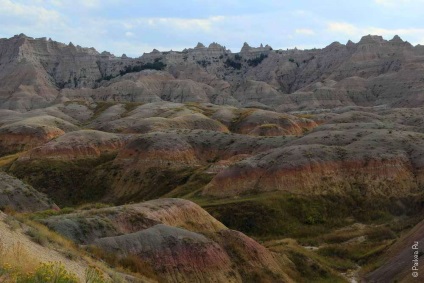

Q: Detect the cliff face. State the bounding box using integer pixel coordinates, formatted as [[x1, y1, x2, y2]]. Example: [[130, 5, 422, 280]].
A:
[[2, 34, 424, 112]]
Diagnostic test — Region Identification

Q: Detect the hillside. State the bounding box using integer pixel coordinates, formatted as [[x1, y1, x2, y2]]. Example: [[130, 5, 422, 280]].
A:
[[1, 33, 424, 282]]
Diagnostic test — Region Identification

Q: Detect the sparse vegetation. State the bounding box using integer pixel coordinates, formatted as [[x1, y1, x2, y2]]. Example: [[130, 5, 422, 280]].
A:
[[119, 61, 166, 75], [18, 262, 79, 283], [8, 153, 119, 206], [95, 60, 166, 82], [224, 58, 242, 69], [247, 53, 268, 66], [196, 192, 422, 241], [196, 60, 211, 67]]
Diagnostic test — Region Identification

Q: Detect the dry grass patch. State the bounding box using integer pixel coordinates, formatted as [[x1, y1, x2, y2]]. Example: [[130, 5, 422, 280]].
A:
[[0, 152, 22, 169], [0, 212, 131, 282]]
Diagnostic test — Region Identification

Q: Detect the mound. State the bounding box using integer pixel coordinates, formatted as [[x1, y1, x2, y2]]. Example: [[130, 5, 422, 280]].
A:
[[44, 198, 291, 282], [0, 172, 55, 212], [19, 130, 130, 160], [43, 198, 225, 244], [232, 108, 317, 136], [0, 115, 78, 155]]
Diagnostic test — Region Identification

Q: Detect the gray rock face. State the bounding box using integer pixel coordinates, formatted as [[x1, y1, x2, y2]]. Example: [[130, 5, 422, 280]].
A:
[[1, 33, 424, 112], [0, 172, 54, 212]]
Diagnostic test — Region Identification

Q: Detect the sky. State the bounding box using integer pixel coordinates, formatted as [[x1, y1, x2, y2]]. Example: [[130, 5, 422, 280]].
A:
[[1, 0, 424, 57]]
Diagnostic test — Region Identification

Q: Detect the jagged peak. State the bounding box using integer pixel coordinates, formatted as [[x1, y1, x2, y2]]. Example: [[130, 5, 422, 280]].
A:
[[208, 42, 224, 49], [240, 42, 273, 53], [14, 33, 30, 39], [358, 34, 385, 44], [240, 42, 251, 53], [389, 35, 412, 47], [389, 35, 406, 44], [100, 51, 113, 56], [195, 42, 206, 49], [327, 41, 344, 48]]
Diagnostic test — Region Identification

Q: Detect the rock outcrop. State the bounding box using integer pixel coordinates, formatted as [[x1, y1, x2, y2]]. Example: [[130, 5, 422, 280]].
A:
[[2, 34, 424, 112], [0, 172, 55, 212]]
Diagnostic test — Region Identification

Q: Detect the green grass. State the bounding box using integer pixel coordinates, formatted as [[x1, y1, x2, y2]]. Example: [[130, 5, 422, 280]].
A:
[[29, 207, 76, 220], [192, 192, 351, 239], [164, 168, 213, 198], [8, 153, 118, 206], [122, 102, 143, 116], [89, 102, 116, 121], [316, 240, 392, 272], [189, 191, 423, 242], [267, 240, 348, 282], [117, 166, 197, 202]]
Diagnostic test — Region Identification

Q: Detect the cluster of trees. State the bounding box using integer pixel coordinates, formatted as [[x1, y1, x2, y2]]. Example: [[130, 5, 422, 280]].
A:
[[197, 60, 211, 67], [224, 58, 242, 69], [96, 61, 167, 82], [247, 53, 268, 67], [119, 61, 166, 76], [224, 53, 269, 69]]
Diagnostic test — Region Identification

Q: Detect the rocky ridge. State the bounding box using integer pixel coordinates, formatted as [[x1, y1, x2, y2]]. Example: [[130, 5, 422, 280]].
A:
[[2, 34, 424, 112]]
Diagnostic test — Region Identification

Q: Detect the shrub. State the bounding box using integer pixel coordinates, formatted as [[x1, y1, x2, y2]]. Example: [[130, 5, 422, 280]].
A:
[[119, 254, 156, 277], [247, 53, 268, 67], [224, 58, 242, 70], [196, 60, 210, 67], [96, 61, 167, 82], [365, 227, 397, 242], [119, 61, 166, 76], [16, 262, 78, 283], [25, 228, 49, 246], [85, 266, 107, 283]]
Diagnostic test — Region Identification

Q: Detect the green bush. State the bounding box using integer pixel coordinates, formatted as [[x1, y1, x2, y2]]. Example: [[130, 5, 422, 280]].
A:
[[96, 61, 167, 82], [85, 266, 107, 283], [25, 228, 48, 246], [17, 262, 78, 283], [247, 53, 268, 67], [224, 58, 242, 69], [119, 61, 166, 76]]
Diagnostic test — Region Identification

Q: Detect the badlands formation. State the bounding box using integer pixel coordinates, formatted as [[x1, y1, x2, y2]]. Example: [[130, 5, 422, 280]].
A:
[[1, 33, 424, 282]]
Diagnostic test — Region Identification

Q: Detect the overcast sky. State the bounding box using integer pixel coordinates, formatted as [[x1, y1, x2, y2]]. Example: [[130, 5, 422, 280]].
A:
[[1, 0, 423, 57]]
